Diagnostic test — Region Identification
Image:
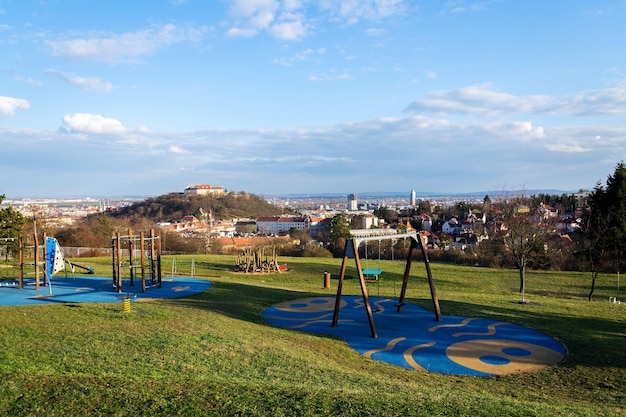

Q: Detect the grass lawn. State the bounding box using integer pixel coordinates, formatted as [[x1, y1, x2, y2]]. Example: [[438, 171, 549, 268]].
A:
[[0, 254, 625, 416]]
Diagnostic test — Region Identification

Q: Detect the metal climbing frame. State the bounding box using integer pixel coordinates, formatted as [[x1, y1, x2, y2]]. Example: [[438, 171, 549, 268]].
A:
[[331, 231, 442, 338]]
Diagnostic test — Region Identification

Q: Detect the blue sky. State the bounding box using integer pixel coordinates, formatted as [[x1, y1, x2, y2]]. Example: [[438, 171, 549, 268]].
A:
[[1, 0, 626, 198]]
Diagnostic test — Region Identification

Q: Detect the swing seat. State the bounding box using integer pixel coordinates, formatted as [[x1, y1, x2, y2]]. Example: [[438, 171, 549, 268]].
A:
[[362, 268, 382, 280]]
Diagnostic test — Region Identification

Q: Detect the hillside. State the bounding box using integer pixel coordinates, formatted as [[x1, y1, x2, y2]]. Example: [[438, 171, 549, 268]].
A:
[[110, 191, 289, 223]]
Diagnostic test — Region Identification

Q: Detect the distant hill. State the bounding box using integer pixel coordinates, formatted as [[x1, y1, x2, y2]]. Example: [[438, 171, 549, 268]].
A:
[[109, 192, 289, 223]]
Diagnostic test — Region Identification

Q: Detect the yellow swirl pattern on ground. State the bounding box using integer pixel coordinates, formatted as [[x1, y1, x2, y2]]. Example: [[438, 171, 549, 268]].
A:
[[446, 339, 565, 375], [428, 317, 477, 332], [452, 321, 507, 337], [403, 342, 437, 371], [273, 297, 343, 313], [364, 337, 406, 358]]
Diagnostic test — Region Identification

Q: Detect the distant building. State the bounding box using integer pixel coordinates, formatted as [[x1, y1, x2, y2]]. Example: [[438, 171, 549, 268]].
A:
[[235, 220, 257, 234], [362, 213, 380, 229], [347, 194, 358, 211], [184, 184, 226, 196], [256, 216, 309, 235], [254, 215, 325, 236], [410, 189, 416, 206], [417, 213, 432, 232]]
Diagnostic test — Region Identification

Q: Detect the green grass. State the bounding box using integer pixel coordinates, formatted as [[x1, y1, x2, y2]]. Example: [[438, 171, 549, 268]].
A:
[[1, 255, 625, 416]]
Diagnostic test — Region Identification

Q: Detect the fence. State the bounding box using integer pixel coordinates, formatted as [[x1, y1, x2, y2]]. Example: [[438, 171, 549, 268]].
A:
[[62, 247, 112, 258], [167, 258, 220, 278]]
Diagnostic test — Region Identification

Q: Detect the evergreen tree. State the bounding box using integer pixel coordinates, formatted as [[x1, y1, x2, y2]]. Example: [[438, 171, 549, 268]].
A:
[[580, 162, 626, 299], [0, 195, 25, 258], [603, 162, 626, 268], [328, 213, 351, 257]]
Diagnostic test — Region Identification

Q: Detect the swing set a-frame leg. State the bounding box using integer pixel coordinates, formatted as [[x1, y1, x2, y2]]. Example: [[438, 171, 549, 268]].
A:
[[332, 238, 378, 338], [397, 235, 441, 321]]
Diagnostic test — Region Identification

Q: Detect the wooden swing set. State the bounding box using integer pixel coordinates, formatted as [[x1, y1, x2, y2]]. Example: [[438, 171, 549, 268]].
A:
[[331, 231, 442, 338]]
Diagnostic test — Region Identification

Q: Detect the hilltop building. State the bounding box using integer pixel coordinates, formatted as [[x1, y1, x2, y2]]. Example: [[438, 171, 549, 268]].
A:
[[184, 184, 226, 196]]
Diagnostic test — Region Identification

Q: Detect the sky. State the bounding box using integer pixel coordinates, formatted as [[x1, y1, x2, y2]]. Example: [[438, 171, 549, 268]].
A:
[[1, 0, 626, 199]]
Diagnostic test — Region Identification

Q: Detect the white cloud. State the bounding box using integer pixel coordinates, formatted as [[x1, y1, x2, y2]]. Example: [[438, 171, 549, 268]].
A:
[[226, 0, 406, 40], [227, 0, 310, 40], [230, 0, 278, 19], [0, 96, 29, 118], [226, 27, 258, 38], [228, 0, 278, 31], [46, 69, 115, 93], [406, 84, 537, 114], [546, 143, 589, 153], [366, 28, 386, 36], [444, 1, 491, 14], [45, 24, 209, 63], [513, 121, 545, 139], [563, 84, 626, 115], [169, 145, 189, 154], [62, 113, 127, 134], [269, 19, 307, 40], [308, 71, 352, 81], [405, 83, 626, 117], [14, 75, 43, 86], [320, 0, 406, 23], [273, 47, 325, 66]]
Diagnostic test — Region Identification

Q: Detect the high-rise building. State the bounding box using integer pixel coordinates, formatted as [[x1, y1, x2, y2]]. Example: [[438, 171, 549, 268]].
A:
[[347, 193, 358, 211], [410, 189, 416, 206]]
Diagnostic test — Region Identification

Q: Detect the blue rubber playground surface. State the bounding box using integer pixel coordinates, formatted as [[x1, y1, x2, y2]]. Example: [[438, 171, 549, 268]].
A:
[[0, 276, 213, 306], [262, 295, 567, 377]]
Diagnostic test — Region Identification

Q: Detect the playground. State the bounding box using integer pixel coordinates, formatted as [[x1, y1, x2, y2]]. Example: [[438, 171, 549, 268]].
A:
[[0, 231, 620, 414], [0, 251, 623, 415], [262, 295, 566, 377], [0, 231, 567, 376], [0, 230, 212, 307], [263, 232, 567, 377]]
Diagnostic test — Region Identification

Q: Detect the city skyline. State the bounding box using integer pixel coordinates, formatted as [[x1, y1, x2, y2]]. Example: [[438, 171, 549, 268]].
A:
[[2, 1, 626, 198]]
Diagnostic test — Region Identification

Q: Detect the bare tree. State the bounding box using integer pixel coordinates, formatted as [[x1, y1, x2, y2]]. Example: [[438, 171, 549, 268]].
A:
[[493, 193, 547, 302], [578, 201, 612, 300]]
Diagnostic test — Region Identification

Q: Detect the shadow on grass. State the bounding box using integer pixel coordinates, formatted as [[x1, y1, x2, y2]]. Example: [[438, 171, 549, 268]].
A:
[[165, 280, 319, 324]]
